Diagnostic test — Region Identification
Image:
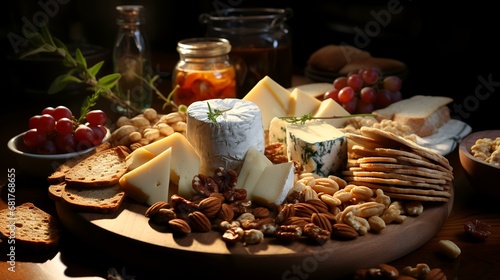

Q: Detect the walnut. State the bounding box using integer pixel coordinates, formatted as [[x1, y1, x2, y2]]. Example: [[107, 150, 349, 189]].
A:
[[302, 223, 330, 244], [192, 174, 219, 197], [275, 225, 302, 242], [170, 194, 198, 215], [222, 226, 245, 243], [243, 229, 264, 245], [265, 142, 288, 164], [275, 203, 295, 224], [212, 167, 238, 193]]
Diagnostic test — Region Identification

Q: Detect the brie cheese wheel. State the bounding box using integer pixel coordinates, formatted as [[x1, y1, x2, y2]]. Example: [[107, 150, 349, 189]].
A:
[[186, 98, 265, 176], [287, 121, 347, 177]]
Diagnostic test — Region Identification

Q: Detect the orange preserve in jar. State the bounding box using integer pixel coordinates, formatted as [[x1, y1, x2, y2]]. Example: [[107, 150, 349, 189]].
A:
[[172, 38, 236, 107]]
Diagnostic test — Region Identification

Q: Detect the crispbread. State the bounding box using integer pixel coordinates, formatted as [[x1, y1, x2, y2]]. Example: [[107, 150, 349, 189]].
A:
[[349, 181, 451, 198], [47, 142, 112, 184], [60, 183, 126, 213], [342, 175, 445, 191], [0, 202, 62, 249], [356, 163, 453, 182], [344, 170, 447, 185], [64, 146, 130, 188], [48, 182, 65, 200]]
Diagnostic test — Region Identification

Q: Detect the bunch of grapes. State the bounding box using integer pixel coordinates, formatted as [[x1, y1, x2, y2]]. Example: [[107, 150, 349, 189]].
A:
[[23, 105, 108, 155], [323, 67, 403, 114]]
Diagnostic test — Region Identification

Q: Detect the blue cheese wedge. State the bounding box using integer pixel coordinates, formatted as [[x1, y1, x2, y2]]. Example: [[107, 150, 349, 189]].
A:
[[268, 117, 290, 146], [186, 98, 265, 176], [286, 121, 347, 177]]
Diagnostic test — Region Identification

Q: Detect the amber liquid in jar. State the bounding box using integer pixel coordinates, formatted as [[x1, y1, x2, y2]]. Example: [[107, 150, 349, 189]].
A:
[[173, 67, 236, 107], [173, 38, 236, 107]]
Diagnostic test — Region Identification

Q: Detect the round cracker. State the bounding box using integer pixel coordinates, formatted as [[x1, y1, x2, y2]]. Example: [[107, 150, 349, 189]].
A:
[[357, 157, 398, 164], [349, 171, 447, 185], [357, 163, 454, 182], [349, 181, 451, 198], [342, 175, 445, 191]]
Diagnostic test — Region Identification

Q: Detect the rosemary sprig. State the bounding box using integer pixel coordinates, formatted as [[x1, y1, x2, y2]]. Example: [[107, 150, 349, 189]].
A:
[[207, 102, 224, 124], [280, 113, 376, 125]]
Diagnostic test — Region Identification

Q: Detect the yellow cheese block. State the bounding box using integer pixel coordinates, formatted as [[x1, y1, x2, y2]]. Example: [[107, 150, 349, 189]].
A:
[[243, 76, 291, 129], [288, 87, 322, 116], [119, 147, 172, 206], [125, 148, 156, 170], [313, 98, 351, 128]]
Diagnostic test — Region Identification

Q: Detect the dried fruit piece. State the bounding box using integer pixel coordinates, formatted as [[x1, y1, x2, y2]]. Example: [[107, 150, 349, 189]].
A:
[[464, 219, 491, 240]]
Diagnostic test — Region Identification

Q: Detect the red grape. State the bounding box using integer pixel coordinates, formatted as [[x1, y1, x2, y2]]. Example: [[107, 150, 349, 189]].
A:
[[342, 97, 358, 114], [89, 125, 106, 145], [55, 133, 76, 153], [55, 117, 74, 135], [356, 100, 375, 114], [37, 140, 57, 155], [29, 115, 41, 129], [41, 106, 55, 116], [86, 110, 107, 126], [23, 129, 46, 149], [323, 88, 340, 103], [360, 87, 377, 104], [74, 125, 96, 143], [36, 114, 56, 134], [52, 105, 73, 121], [383, 76, 403, 93], [360, 68, 380, 85], [333, 77, 348, 90], [347, 74, 363, 91], [375, 88, 393, 108], [391, 91, 403, 103], [338, 87, 355, 104]]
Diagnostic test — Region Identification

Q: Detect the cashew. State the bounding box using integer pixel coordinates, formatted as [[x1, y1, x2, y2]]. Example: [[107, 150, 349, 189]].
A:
[[438, 240, 461, 258], [405, 201, 424, 216]]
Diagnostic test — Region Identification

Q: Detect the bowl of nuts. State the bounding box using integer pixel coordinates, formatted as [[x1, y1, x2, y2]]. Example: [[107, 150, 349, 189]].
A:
[[459, 130, 500, 197]]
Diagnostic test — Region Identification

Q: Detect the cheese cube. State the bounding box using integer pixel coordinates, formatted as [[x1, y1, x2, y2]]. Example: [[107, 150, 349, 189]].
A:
[[286, 121, 347, 177], [243, 76, 291, 129], [288, 87, 322, 116], [235, 147, 273, 199], [313, 98, 351, 128], [251, 161, 295, 208], [119, 147, 172, 206]]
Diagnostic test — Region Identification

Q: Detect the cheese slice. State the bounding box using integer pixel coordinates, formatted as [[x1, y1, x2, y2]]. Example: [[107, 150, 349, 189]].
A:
[[251, 161, 295, 208], [243, 76, 291, 129], [287, 121, 347, 177], [313, 98, 351, 128], [119, 147, 172, 206], [125, 148, 156, 170], [125, 132, 201, 198], [235, 147, 273, 199], [288, 87, 322, 116]]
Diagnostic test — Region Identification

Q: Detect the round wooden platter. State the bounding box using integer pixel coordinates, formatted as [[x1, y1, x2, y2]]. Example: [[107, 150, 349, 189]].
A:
[[56, 192, 453, 280]]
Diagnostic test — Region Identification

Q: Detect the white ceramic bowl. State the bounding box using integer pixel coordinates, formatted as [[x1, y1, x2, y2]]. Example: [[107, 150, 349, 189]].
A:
[[458, 130, 500, 198], [7, 128, 110, 178]]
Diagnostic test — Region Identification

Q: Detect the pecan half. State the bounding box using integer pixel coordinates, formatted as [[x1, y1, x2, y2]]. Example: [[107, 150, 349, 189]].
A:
[[425, 268, 447, 280], [293, 202, 319, 217], [311, 212, 332, 232], [253, 207, 270, 218], [217, 203, 235, 221], [145, 201, 170, 217], [197, 196, 222, 218], [187, 211, 212, 232], [150, 208, 176, 225], [275, 224, 302, 242], [168, 218, 191, 235], [306, 199, 329, 213], [303, 223, 330, 244], [331, 223, 359, 240], [222, 226, 244, 243], [275, 203, 295, 224]]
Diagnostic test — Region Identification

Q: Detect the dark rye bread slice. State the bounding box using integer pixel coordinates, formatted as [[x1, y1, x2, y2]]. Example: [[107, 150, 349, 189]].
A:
[[0, 202, 62, 249], [64, 146, 130, 188], [47, 142, 112, 184]]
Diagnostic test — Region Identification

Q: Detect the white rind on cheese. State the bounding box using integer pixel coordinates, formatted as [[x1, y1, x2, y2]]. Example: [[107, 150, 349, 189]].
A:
[[313, 98, 351, 128], [251, 161, 295, 208], [124, 132, 201, 198], [186, 98, 265, 176], [119, 147, 172, 206], [235, 147, 273, 200], [268, 117, 290, 146], [243, 76, 291, 129], [287, 121, 347, 177]]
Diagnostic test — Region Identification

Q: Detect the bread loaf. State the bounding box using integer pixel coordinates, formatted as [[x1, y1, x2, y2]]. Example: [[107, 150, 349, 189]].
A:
[[63, 146, 130, 188], [0, 202, 61, 249], [307, 44, 372, 72], [372, 95, 453, 137]]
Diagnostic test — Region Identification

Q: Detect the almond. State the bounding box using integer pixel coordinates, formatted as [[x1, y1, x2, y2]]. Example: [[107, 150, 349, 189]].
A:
[[188, 211, 212, 232], [145, 201, 170, 217], [168, 218, 191, 235], [198, 197, 222, 218]]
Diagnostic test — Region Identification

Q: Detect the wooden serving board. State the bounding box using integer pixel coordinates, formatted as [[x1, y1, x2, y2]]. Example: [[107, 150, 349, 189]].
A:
[[56, 192, 453, 280]]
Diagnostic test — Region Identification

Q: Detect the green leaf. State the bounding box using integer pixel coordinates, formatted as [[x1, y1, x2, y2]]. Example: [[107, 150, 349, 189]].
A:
[[47, 73, 82, 94], [88, 61, 104, 77], [40, 25, 55, 46], [75, 48, 87, 69], [19, 44, 57, 59], [97, 73, 121, 89]]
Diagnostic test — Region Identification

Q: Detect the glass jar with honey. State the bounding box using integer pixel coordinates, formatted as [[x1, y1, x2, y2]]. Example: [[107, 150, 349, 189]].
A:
[[172, 37, 236, 107]]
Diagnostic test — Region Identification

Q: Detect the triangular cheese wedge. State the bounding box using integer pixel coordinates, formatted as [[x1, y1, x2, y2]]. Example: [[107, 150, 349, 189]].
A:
[[313, 98, 351, 128], [119, 147, 172, 205], [236, 147, 273, 199], [251, 161, 295, 208], [288, 87, 322, 116]]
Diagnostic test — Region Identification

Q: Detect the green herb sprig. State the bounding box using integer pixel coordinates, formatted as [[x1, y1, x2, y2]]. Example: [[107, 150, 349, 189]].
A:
[[207, 102, 224, 124], [280, 113, 376, 125]]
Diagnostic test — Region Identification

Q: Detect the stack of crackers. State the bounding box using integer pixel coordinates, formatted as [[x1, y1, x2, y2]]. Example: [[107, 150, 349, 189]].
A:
[[342, 127, 454, 202]]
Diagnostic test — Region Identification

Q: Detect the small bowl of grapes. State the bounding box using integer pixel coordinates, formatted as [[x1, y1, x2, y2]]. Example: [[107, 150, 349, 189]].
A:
[[7, 105, 110, 178]]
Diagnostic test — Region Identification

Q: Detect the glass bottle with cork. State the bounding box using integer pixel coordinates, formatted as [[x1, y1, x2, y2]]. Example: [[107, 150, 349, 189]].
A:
[[172, 37, 236, 107], [113, 5, 152, 116]]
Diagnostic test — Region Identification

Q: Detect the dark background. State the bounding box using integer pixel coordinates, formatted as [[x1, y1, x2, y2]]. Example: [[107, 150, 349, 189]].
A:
[[1, 0, 498, 131]]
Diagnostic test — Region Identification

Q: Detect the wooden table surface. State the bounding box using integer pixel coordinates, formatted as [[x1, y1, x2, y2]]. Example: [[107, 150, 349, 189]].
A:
[[0, 74, 499, 280]]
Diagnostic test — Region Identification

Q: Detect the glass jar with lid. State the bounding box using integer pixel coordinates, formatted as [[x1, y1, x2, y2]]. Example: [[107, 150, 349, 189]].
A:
[[172, 37, 236, 107], [199, 8, 293, 98]]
